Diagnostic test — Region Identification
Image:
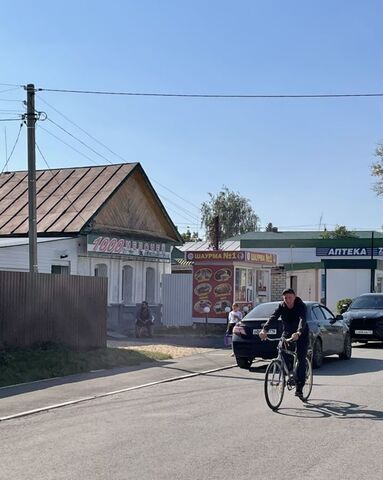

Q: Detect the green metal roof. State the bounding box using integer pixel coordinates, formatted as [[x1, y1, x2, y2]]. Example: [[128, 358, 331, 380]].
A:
[[228, 230, 383, 248]]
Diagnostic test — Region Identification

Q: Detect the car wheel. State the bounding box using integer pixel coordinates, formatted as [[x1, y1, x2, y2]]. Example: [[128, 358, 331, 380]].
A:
[[236, 356, 252, 369], [312, 339, 323, 369], [339, 334, 352, 360]]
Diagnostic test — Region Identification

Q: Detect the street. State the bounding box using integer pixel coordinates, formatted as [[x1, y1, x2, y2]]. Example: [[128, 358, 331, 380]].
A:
[[1, 343, 382, 480]]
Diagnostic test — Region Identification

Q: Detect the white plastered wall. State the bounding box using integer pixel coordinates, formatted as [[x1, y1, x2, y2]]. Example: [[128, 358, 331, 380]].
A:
[[326, 269, 371, 312]]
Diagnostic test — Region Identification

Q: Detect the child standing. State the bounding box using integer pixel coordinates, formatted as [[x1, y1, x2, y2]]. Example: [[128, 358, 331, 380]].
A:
[[226, 303, 243, 356]]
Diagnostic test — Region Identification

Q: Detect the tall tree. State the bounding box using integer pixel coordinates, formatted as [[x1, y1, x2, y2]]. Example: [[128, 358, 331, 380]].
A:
[[200, 186, 260, 244], [371, 144, 383, 195]]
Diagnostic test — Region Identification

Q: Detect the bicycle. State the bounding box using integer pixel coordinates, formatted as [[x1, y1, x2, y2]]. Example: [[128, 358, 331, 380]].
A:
[[264, 337, 313, 411]]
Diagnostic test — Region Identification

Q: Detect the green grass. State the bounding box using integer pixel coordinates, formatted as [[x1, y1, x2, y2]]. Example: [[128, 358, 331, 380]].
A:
[[0, 343, 171, 388]]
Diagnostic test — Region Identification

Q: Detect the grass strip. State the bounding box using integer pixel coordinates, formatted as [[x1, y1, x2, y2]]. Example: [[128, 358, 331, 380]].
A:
[[0, 343, 171, 388]]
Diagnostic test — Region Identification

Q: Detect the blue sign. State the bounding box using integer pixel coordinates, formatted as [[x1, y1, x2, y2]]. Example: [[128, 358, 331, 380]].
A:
[[316, 247, 383, 257]]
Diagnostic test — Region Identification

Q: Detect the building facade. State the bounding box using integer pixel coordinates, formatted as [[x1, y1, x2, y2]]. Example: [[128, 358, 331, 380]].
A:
[[0, 163, 183, 332]]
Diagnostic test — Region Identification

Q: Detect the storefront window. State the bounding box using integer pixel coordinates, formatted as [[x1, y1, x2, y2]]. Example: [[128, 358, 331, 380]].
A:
[[235, 268, 250, 302], [256, 270, 269, 297]]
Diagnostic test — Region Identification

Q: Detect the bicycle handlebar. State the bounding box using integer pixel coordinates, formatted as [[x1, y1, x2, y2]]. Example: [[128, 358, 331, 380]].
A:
[[264, 336, 295, 343]]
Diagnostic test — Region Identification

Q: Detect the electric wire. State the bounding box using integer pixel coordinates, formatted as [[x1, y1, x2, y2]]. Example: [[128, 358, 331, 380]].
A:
[[38, 87, 383, 99], [37, 124, 101, 165], [37, 94, 125, 162], [0, 87, 22, 95], [46, 117, 114, 165], [36, 95, 201, 214], [0, 83, 23, 88], [151, 179, 201, 211], [35, 142, 89, 225], [0, 118, 22, 122], [158, 193, 200, 222], [1, 122, 24, 173]]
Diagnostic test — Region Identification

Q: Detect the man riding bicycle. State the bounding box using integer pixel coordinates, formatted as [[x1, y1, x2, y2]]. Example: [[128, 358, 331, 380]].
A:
[[259, 288, 309, 399]]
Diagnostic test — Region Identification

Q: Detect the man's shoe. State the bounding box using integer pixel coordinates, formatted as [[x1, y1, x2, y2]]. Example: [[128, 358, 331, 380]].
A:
[[295, 389, 303, 399]]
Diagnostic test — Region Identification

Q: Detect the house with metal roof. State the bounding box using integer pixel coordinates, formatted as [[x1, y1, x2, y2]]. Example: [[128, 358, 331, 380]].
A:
[[0, 162, 183, 331], [231, 230, 383, 311]]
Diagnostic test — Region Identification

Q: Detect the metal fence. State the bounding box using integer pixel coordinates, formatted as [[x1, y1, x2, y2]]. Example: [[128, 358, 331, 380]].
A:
[[0, 271, 107, 350]]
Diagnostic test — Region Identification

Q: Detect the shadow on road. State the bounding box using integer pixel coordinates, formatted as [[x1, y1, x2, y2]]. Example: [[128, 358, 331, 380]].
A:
[[313, 355, 383, 376], [277, 399, 383, 421], [0, 359, 176, 400]]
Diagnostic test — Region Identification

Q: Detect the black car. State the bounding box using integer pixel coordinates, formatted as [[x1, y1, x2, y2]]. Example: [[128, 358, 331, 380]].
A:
[[232, 301, 351, 370], [342, 293, 383, 342]]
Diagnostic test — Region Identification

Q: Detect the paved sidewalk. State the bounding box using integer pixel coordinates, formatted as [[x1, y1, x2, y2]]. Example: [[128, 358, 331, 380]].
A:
[[0, 347, 235, 421]]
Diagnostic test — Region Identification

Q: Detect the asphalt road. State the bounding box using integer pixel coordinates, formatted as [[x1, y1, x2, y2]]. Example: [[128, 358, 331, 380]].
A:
[[1, 343, 382, 480]]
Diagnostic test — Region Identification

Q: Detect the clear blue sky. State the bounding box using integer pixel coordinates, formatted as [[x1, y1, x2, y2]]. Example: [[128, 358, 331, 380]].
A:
[[1, 0, 382, 236]]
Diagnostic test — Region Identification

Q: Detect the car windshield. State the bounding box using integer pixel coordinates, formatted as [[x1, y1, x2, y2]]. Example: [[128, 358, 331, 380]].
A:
[[244, 302, 279, 319], [349, 295, 383, 309]]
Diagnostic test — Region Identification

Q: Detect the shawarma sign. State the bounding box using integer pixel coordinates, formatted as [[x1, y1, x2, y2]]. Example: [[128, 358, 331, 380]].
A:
[[186, 250, 277, 265]]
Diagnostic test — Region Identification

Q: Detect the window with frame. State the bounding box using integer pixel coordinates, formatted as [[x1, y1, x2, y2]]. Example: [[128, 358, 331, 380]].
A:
[[235, 267, 252, 302], [122, 265, 133, 304], [51, 265, 70, 275], [94, 263, 108, 277], [145, 267, 155, 304]]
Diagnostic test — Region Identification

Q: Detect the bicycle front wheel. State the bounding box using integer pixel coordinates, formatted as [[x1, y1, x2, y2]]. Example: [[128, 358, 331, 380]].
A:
[[301, 357, 313, 401], [264, 359, 285, 411]]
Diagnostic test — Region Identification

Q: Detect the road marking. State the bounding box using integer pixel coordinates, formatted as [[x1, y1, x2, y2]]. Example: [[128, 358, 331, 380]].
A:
[[0, 364, 236, 422]]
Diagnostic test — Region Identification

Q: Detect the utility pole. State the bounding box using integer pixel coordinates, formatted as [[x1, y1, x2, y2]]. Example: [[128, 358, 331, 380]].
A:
[[25, 84, 38, 273], [213, 215, 220, 250], [370, 230, 375, 292]]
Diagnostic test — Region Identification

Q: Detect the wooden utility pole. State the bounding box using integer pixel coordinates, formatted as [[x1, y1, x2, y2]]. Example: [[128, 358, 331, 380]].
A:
[[26, 84, 38, 273]]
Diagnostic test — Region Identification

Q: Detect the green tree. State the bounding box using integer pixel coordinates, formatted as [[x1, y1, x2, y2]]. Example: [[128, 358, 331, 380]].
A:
[[200, 186, 260, 244], [320, 225, 358, 239], [181, 228, 200, 242], [371, 144, 383, 195]]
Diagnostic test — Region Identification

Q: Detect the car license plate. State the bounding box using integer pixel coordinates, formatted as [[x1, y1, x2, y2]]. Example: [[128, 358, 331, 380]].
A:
[[253, 328, 276, 335], [355, 329, 373, 335]]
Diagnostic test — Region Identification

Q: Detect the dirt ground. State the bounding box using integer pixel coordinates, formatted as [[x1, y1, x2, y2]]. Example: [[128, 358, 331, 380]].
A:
[[125, 344, 216, 358], [107, 335, 226, 358]]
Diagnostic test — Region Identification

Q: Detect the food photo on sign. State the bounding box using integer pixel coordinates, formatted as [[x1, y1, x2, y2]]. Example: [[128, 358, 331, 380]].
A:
[[192, 265, 234, 317]]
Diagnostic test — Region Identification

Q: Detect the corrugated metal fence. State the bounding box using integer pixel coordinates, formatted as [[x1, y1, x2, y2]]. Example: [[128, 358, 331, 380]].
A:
[[162, 273, 193, 326], [0, 271, 107, 350]]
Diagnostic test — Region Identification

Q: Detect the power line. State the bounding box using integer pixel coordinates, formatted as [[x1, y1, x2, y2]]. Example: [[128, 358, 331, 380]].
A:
[[0, 87, 22, 95], [36, 95, 202, 213], [46, 117, 114, 165], [1, 122, 24, 173], [151, 179, 201, 211], [0, 83, 23, 88], [35, 142, 88, 225], [39, 87, 383, 99], [158, 193, 200, 222], [37, 124, 101, 165], [37, 94, 126, 162]]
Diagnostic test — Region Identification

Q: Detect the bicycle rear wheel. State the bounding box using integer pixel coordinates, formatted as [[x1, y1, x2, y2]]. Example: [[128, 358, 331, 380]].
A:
[[301, 357, 313, 401], [264, 359, 285, 411]]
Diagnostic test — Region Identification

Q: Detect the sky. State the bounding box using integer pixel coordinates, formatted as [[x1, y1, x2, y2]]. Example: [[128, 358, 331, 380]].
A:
[[0, 0, 382, 237]]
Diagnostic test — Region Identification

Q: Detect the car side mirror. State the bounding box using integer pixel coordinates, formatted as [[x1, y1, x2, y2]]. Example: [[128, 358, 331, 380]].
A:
[[335, 314, 343, 320]]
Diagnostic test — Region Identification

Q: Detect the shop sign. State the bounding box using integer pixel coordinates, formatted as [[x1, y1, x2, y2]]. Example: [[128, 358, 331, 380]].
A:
[[192, 265, 234, 318], [87, 234, 170, 260], [316, 247, 383, 257], [187, 251, 245, 262], [186, 250, 276, 265]]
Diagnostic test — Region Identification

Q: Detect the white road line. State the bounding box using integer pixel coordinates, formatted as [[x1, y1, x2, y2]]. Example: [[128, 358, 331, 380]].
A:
[[0, 364, 236, 422]]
